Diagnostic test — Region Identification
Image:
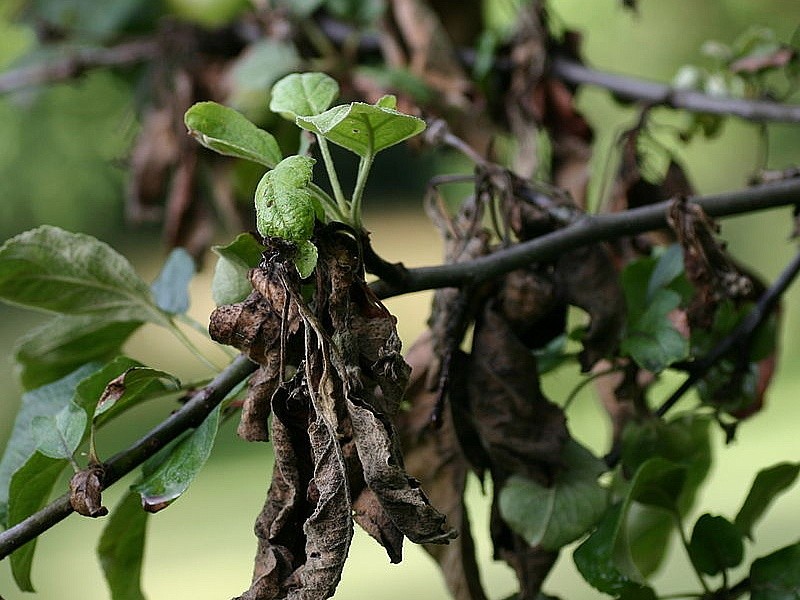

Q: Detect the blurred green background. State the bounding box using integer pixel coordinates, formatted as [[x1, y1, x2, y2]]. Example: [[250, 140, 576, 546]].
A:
[[1, 1, 800, 598]]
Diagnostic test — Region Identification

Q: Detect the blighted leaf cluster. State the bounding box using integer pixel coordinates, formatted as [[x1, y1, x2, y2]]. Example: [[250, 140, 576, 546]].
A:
[[209, 227, 454, 599]]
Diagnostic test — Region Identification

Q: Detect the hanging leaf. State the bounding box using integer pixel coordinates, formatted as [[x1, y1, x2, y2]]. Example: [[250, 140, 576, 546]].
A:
[[687, 513, 744, 575], [735, 462, 800, 539], [750, 542, 800, 600], [14, 315, 142, 390], [93, 366, 181, 425], [296, 101, 426, 159], [184, 101, 283, 168], [211, 233, 265, 306], [97, 491, 149, 600], [150, 247, 195, 315], [31, 401, 86, 460], [499, 440, 608, 550], [269, 72, 340, 121], [0, 226, 169, 326], [131, 405, 221, 512]]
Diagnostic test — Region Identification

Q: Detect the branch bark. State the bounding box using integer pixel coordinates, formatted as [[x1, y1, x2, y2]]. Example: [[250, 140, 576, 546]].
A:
[[0, 354, 257, 560], [370, 177, 800, 299]]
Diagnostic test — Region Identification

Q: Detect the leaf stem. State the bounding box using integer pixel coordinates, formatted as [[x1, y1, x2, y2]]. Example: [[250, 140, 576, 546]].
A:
[[176, 314, 236, 358], [309, 182, 347, 222], [316, 134, 349, 215], [350, 153, 374, 229]]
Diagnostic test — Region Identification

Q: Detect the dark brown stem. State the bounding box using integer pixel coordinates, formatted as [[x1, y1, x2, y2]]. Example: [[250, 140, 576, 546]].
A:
[[0, 354, 257, 560]]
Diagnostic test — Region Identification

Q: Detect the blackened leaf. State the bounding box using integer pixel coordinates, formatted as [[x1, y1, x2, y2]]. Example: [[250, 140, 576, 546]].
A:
[[211, 233, 265, 306], [0, 363, 99, 524], [31, 401, 86, 460], [150, 247, 195, 314], [97, 491, 149, 600], [621, 288, 688, 373], [93, 366, 180, 425], [8, 452, 67, 591], [184, 102, 283, 168], [499, 440, 608, 550], [14, 315, 141, 390], [687, 513, 744, 575], [750, 542, 800, 600], [735, 462, 800, 539], [269, 72, 340, 121], [0, 226, 170, 326], [131, 405, 220, 512]]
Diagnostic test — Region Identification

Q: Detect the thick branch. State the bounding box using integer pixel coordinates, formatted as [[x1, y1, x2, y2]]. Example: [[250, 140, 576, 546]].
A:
[[0, 354, 257, 560], [371, 177, 800, 299], [550, 55, 800, 123], [0, 39, 159, 94]]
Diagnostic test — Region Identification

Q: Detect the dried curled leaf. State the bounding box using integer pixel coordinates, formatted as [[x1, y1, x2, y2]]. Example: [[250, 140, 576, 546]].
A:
[[69, 465, 108, 518]]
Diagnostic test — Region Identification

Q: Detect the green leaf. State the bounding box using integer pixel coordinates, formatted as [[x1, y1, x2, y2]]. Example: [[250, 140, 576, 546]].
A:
[[131, 406, 221, 511], [211, 233, 265, 306], [0, 363, 99, 525], [621, 288, 688, 372], [750, 542, 800, 600], [184, 102, 282, 168], [255, 155, 318, 242], [687, 513, 743, 576], [97, 491, 148, 600], [269, 72, 340, 121], [574, 504, 638, 594], [294, 239, 319, 279], [150, 247, 195, 315], [0, 226, 169, 326], [499, 440, 608, 550], [325, 0, 385, 23], [93, 366, 181, 425], [31, 401, 86, 460], [8, 452, 68, 591], [229, 39, 300, 96], [735, 462, 800, 539], [14, 315, 142, 390], [296, 101, 426, 159], [646, 245, 684, 300]]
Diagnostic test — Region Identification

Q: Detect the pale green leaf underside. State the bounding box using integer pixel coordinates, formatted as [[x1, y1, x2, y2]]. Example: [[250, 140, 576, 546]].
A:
[[32, 401, 86, 460]]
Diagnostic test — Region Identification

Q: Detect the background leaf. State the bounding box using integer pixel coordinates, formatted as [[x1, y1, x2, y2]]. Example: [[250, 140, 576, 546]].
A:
[[31, 401, 86, 460], [687, 513, 744, 575], [621, 288, 689, 372], [0, 226, 169, 326], [269, 72, 340, 120], [211, 233, 265, 306], [97, 491, 149, 600], [750, 542, 800, 600], [184, 101, 283, 168], [150, 247, 195, 315], [735, 462, 800, 538]]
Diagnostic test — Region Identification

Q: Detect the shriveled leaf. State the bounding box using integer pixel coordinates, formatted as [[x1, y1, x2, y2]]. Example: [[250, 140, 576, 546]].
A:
[[14, 315, 141, 390], [750, 542, 800, 600], [735, 462, 800, 539], [97, 491, 148, 600], [8, 452, 67, 591], [621, 289, 688, 373], [499, 440, 608, 550], [687, 513, 743, 575], [31, 401, 86, 460], [0, 363, 99, 524], [93, 366, 181, 425], [296, 101, 426, 158], [131, 405, 221, 512], [211, 233, 265, 306], [150, 247, 195, 314], [185, 101, 282, 167], [0, 226, 169, 326], [269, 72, 340, 121], [254, 155, 318, 243], [69, 465, 108, 518]]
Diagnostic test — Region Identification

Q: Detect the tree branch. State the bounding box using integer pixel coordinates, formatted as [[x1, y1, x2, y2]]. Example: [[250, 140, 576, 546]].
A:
[[550, 55, 800, 123], [370, 177, 800, 299], [0, 354, 257, 560], [0, 39, 159, 95]]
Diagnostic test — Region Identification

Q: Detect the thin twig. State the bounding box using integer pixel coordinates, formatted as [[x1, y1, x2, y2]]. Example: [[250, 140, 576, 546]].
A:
[[0, 354, 257, 560], [370, 177, 800, 299], [0, 39, 159, 95]]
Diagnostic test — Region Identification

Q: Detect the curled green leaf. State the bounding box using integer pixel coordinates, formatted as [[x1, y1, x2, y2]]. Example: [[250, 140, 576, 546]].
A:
[[254, 155, 319, 243]]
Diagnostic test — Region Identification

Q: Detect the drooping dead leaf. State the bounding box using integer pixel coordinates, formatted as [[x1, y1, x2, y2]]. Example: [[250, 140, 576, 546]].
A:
[[69, 465, 108, 518]]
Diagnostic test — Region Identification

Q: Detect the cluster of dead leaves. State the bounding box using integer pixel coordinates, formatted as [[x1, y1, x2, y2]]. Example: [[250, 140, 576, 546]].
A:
[[209, 227, 455, 600]]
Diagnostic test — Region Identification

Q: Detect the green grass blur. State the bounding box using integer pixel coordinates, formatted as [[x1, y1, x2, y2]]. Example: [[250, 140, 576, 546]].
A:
[[1, 1, 800, 598]]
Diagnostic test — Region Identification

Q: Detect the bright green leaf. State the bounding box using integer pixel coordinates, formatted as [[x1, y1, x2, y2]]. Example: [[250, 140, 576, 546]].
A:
[[499, 440, 608, 550], [14, 315, 142, 391], [0, 363, 99, 525], [255, 155, 317, 242], [184, 101, 282, 168], [131, 406, 221, 511], [97, 491, 148, 600], [621, 288, 688, 372], [269, 72, 340, 121], [211, 233, 265, 306], [750, 542, 800, 600], [93, 366, 181, 425], [296, 101, 426, 159], [375, 94, 397, 109], [31, 401, 86, 460], [293, 240, 318, 279], [150, 247, 195, 315], [0, 226, 169, 326], [735, 462, 800, 539], [688, 513, 744, 575], [8, 452, 68, 591]]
